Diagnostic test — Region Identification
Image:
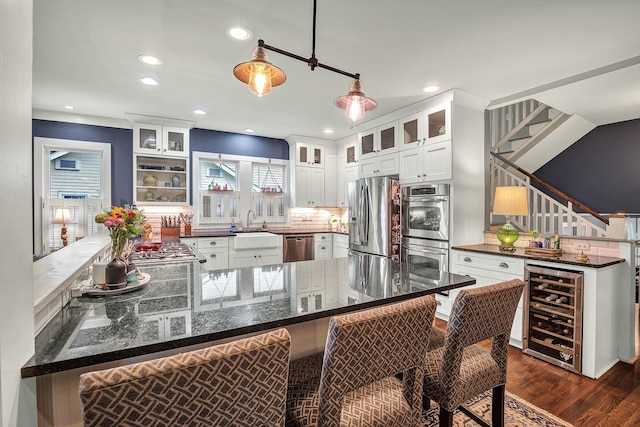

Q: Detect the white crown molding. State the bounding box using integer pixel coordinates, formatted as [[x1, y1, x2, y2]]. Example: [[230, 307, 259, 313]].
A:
[[33, 109, 132, 129]]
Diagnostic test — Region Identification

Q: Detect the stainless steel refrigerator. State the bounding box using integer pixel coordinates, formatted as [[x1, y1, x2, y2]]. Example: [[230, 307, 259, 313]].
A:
[[348, 176, 401, 261]]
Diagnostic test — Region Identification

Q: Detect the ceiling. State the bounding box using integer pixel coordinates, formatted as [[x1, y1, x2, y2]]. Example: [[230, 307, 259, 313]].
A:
[[32, 0, 640, 141]]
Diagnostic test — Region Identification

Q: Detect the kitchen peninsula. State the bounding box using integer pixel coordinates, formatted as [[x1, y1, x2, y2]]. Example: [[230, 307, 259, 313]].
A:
[[24, 248, 475, 426]]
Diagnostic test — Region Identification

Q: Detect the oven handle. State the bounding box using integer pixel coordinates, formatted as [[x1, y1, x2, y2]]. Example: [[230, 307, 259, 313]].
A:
[[404, 197, 448, 203], [401, 245, 447, 256]]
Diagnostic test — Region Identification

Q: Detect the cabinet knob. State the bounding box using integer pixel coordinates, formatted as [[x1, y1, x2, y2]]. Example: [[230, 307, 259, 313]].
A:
[[417, 174, 421, 178], [464, 257, 471, 262], [499, 262, 509, 268], [210, 241, 216, 245], [436, 300, 441, 306], [210, 254, 216, 258]]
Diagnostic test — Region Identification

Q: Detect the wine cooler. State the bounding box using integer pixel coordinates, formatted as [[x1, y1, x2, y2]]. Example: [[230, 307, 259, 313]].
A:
[[523, 265, 584, 373]]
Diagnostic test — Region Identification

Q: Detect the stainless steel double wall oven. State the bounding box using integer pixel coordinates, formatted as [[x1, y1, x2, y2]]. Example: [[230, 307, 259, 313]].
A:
[[401, 184, 450, 286]]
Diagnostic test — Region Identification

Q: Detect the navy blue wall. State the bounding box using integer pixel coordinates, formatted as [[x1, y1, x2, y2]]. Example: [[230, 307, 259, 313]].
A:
[[33, 120, 289, 205], [534, 118, 640, 213]]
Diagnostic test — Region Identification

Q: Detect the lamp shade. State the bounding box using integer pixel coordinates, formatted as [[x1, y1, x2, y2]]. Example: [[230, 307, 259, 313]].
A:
[[51, 208, 75, 224], [233, 46, 286, 97], [334, 79, 377, 121], [493, 186, 529, 216]]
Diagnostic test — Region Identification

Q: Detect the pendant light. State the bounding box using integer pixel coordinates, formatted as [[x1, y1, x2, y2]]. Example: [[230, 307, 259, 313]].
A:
[[334, 79, 377, 122], [233, 0, 376, 120], [233, 46, 286, 97]]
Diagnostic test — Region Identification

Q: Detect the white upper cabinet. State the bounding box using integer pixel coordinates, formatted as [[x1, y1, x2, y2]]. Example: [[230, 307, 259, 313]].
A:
[[399, 104, 450, 152], [399, 140, 452, 184], [133, 123, 190, 157], [359, 121, 398, 160], [295, 143, 324, 168]]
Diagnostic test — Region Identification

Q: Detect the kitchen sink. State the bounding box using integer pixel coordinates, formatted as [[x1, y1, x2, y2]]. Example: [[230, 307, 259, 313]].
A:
[[232, 232, 280, 249]]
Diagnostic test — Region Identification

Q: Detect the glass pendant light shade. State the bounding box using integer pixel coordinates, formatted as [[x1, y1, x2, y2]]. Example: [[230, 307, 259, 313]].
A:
[[334, 79, 377, 121], [233, 46, 286, 97]]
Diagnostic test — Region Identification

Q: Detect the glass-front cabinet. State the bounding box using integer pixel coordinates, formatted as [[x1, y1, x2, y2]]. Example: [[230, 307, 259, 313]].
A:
[[296, 143, 324, 167], [359, 121, 398, 160], [398, 103, 450, 151], [133, 123, 190, 158]]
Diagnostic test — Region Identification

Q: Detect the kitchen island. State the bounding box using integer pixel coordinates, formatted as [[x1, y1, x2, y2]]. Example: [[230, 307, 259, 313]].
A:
[[24, 254, 475, 426]]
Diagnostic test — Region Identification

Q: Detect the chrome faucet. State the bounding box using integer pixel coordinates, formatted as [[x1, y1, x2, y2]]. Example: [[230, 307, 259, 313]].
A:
[[246, 209, 254, 230]]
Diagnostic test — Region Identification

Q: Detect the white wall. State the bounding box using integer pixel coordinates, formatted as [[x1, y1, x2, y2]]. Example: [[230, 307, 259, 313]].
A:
[[0, 0, 38, 425]]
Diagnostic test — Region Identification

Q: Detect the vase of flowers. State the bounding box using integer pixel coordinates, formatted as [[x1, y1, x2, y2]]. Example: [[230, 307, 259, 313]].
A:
[[95, 206, 146, 289]]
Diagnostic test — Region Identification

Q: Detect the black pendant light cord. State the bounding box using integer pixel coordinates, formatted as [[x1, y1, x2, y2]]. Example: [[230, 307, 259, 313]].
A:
[[257, 0, 360, 81]]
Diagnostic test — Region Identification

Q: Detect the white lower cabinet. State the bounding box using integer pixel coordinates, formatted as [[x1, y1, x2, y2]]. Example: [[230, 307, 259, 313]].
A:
[[333, 233, 349, 258], [228, 234, 283, 268], [449, 250, 525, 348], [314, 233, 333, 260], [182, 237, 229, 271]]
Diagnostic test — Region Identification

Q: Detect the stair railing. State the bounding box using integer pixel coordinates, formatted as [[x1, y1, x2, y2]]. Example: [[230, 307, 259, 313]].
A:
[[491, 153, 608, 237]]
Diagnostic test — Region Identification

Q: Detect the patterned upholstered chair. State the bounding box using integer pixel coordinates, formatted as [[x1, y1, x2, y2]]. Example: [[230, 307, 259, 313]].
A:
[[286, 294, 437, 427], [79, 328, 291, 427], [427, 325, 445, 351], [422, 279, 524, 427]]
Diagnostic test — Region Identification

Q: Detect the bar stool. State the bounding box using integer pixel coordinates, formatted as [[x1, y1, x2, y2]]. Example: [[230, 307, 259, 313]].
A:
[[286, 294, 437, 427], [423, 279, 524, 427], [79, 328, 291, 427]]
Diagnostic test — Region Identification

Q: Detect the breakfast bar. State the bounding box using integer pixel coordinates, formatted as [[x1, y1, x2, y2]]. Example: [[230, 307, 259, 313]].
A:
[[24, 254, 475, 426]]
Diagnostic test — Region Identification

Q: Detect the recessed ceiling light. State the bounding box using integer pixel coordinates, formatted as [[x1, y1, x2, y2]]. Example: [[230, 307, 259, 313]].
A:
[[423, 84, 440, 93], [227, 26, 253, 41], [323, 129, 334, 134], [140, 76, 159, 86], [138, 54, 163, 66], [63, 105, 74, 110], [244, 128, 255, 133], [193, 107, 206, 116]]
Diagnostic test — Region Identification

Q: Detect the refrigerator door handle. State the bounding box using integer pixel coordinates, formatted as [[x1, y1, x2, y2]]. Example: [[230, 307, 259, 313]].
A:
[[362, 183, 370, 246]]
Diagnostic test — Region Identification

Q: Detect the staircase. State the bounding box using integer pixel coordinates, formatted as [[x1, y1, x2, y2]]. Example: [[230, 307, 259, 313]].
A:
[[490, 100, 607, 238]]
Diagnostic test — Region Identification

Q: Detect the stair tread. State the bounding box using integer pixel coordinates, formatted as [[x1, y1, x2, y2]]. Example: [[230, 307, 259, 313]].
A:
[[527, 118, 552, 126], [509, 135, 532, 142]]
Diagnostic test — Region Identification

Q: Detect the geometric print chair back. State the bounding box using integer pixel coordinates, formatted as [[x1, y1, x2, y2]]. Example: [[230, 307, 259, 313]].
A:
[[317, 294, 437, 426], [79, 328, 291, 427]]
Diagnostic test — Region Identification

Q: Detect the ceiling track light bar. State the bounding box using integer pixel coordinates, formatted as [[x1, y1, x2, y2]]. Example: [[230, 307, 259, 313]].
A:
[[257, 39, 360, 81], [233, 0, 376, 121]]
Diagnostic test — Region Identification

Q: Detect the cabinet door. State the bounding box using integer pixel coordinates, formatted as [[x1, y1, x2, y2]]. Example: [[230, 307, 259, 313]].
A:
[[134, 123, 163, 155], [359, 157, 378, 178], [164, 310, 192, 339], [294, 167, 311, 207], [359, 131, 375, 159], [230, 253, 258, 268], [422, 140, 452, 181], [257, 252, 282, 266], [399, 113, 423, 151], [324, 153, 337, 207], [162, 126, 190, 157], [377, 121, 398, 154], [343, 167, 358, 206], [376, 152, 399, 176], [308, 168, 325, 206], [424, 104, 450, 144], [345, 143, 358, 165], [201, 248, 229, 271], [399, 148, 421, 185]]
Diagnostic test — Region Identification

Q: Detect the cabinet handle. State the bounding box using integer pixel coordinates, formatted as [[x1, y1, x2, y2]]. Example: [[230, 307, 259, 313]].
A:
[[258, 255, 262, 258], [436, 300, 441, 306], [210, 241, 216, 245], [499, 262, 509, 268], [254, 255, 257, 258], [417, 174, 421, 177], [210, 254, 216, 258], [464, 257, 472, 262]]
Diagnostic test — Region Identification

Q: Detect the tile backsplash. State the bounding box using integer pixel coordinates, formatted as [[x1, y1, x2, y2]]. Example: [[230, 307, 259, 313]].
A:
[[483, 231, 623, 257]]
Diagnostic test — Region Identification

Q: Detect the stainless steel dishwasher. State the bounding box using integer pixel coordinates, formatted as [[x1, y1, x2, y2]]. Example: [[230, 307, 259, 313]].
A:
[[283, 234, 314, 262]]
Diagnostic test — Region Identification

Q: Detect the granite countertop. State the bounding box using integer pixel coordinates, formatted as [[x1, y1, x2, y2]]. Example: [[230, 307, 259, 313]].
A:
[[181, 227, 348, 238], [452, 244, 625, 268], [22, 255, 474, 378]]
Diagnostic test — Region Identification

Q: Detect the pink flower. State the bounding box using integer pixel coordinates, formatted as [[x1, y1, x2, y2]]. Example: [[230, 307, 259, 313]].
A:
[[115, 217, 124, 225], [104, 220, 113, 227]]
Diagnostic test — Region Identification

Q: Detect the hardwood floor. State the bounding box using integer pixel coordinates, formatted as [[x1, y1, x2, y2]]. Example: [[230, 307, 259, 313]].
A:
[[434, 304, 640, 426]]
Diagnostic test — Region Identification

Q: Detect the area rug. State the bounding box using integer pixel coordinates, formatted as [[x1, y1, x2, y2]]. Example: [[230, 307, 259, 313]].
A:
[[422, 390, 573, 426]]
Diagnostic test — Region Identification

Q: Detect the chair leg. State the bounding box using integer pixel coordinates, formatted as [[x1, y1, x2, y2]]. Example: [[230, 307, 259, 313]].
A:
[[439, 407, 454, 427], [422, 394, 431, 411], [492, 384, 505, 427]]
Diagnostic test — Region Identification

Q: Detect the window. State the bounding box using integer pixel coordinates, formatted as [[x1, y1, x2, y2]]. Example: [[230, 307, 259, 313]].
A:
[[34, 138, 111, 253], [192, 151, 288, 227], [252, 162, 287, 222]]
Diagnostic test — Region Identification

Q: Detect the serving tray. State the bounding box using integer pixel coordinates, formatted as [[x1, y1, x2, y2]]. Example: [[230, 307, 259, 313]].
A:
[[524, 247, 563, 257], [83, 273, 150, 296]]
